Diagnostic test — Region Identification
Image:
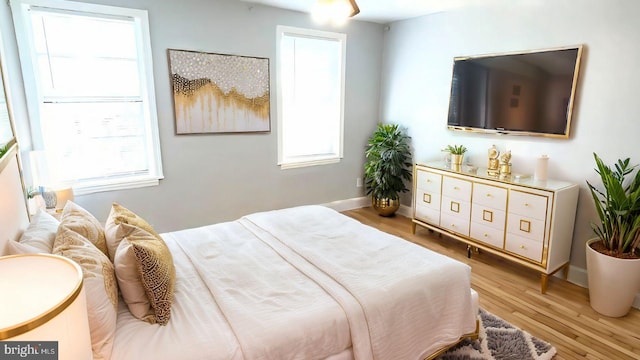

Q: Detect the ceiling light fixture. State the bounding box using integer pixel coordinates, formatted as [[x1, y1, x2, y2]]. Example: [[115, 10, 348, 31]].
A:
[[312, 0, 360, 25]]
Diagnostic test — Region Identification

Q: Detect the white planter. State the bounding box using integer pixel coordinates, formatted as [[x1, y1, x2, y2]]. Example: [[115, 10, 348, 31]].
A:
[[586, 238, 640, 317]]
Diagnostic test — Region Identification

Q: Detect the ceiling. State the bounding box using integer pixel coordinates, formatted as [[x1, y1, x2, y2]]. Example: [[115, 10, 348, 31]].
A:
[[239, 0, 480, 24]]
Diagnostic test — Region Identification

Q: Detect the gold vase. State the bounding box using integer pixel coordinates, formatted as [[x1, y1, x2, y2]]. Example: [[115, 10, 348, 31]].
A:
[[372, 196, 400, 217], [451, 154, 464, 165]]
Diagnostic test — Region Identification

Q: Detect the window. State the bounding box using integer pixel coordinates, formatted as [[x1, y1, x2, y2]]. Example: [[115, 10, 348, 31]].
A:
[[276, 26, 346, 169], [11, 0, 162, 194]]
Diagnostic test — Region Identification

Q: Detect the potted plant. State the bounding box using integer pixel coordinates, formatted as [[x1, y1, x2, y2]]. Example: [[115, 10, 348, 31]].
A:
[[586, 153, 640, 317], [364, 123, 412, 216], [443, 144, 468, 166]]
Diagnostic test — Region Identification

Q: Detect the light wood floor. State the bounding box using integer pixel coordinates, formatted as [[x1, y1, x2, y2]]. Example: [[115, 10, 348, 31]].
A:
[[342, 207, 640, 360]]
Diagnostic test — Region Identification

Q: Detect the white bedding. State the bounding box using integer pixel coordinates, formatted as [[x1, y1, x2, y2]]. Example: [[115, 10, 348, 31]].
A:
[[111, 206, 476, 360]]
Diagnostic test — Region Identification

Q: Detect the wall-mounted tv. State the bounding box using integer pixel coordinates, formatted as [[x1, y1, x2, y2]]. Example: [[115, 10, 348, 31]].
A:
[[447, 45, 583, 138]]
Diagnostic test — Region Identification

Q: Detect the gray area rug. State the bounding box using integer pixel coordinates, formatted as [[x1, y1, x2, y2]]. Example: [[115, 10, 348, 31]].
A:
[[437, 309, 557, 360]]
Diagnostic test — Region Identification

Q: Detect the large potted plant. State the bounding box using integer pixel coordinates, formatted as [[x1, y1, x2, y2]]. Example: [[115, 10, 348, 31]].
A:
[[364, 123, 412, 217], [586, 153, 640, 317]]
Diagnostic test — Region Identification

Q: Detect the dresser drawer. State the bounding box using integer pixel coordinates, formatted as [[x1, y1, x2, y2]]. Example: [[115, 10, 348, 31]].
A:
[[506, 215, 545, 242], [442, 176, 472, 201], [470, 221, 505, 249], [416, 169, 442, 193], [505, 233, 544, 263], [473, 183, 507, 210], [440, 213, 470, 236], [415, 190, 441, 210], [415, 205, 440, 226], [471, 205, 506, 231], [441, 195, 471, 219], [508, 190, 549, 220]]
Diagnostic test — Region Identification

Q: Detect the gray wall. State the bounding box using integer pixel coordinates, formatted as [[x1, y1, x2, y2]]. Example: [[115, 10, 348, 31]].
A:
[[0, 0, 385, 232], [380, 0, 640, 285]]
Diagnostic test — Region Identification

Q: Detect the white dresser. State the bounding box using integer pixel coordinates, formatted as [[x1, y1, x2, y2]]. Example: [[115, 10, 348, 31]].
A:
[[412, 162, 579, 293]]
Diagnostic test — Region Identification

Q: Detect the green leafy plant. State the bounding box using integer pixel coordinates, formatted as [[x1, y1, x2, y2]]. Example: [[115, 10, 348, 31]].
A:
[[442, 144, 468, 155], [586, 153, 640, 257], [364, 123, 412, 200], [0, 143, 9, 159], [26, 187, 40, 199]]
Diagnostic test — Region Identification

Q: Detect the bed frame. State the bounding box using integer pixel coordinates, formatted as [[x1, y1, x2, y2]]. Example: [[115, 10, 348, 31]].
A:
[[0, 143, 480, 359], [0, 142, 29, 256]]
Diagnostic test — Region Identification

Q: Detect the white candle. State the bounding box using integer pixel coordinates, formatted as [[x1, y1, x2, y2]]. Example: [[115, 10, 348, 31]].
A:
[[535, 155, 549, 181]]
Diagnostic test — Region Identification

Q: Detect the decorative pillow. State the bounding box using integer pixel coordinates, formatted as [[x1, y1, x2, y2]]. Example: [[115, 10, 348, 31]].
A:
[[105, 202, 163, 262], [59, 201, 109, 257], [8, 210, 60, 254], [53, 225, 117, 360], [114, 223, 175, 325]]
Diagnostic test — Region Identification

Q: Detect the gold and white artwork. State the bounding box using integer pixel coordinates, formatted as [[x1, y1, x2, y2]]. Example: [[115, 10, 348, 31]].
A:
[[169, 49, 270, 134]]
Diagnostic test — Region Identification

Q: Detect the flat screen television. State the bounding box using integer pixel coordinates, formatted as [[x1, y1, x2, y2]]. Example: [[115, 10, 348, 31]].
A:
[[447, 45, 583, 138]]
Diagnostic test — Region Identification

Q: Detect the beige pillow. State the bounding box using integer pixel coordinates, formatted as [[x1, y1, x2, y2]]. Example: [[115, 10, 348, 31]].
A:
[[53, 225, 117, 360], [14, 210, 60, 253], [59, 201, 108, 257], [114, 223, 175, 325], [105, 202, 163, 262]]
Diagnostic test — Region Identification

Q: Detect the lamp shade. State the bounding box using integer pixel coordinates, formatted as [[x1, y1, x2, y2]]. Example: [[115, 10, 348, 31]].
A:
[[54, 187, 74, 212], [0, 254, 92, 359]]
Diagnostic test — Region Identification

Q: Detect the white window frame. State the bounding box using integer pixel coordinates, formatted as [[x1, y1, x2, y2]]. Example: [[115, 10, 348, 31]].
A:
[[276, 25, 346, 170], [10, 0, 163, 195]]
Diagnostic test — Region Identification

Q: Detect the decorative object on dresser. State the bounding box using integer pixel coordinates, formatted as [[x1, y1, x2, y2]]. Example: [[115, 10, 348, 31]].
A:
[[442, 144, 468, 168], [487, 145, 500, 176], [585, 153, 640, 317], [498, 150, 512, 177], [412, 161, 579, 293], [364, 123, 412, 216]]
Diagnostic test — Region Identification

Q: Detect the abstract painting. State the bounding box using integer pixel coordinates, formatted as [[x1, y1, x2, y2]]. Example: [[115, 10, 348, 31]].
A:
[[168, 49, 270, 134]]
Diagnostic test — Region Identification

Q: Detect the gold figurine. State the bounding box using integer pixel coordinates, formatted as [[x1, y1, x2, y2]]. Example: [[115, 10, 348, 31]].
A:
[[499, 150, 512, 176], [487, 145, 500, 176]]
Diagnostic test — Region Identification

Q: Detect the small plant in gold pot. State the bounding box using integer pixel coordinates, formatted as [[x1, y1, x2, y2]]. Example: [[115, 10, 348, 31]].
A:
[[586, 153, 640, 317], [364, 123, 412, 217], [443, 144, 468, 166]]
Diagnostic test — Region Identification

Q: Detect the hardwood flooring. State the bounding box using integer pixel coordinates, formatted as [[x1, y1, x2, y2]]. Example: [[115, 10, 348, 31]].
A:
[[342, 207, 640, 360]]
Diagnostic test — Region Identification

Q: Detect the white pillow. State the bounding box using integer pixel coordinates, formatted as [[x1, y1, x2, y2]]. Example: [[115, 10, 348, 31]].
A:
[[8, 210, 60, 254]]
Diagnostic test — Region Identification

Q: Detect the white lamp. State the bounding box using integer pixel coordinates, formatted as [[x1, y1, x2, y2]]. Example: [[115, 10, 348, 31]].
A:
[[54, 187, 74, 213], [0, 254, 92, 359]]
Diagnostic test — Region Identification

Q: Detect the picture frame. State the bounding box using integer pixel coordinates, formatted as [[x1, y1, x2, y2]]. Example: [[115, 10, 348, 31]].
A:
[[168, 49, 270, 134]]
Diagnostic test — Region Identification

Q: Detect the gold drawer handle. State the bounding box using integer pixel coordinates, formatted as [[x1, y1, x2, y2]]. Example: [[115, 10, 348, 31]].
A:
[[483, 233, 488, 237], [426, 179, 431, 183], [486, 193, 492, 197], [524, 203, 529, 207], [520, 245, 527, 250], [451, 224, 456, 227], [454, 186, 460, 190]]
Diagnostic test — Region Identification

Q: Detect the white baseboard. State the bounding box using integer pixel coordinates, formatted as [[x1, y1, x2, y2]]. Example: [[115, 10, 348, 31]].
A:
[[566, 264, 587, 288], [323, 197, 370, 212], [326, 200, 640, 310]]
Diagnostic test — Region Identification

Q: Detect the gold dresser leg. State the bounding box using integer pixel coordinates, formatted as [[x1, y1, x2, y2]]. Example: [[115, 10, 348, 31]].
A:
[[540, 274, 548, 294]]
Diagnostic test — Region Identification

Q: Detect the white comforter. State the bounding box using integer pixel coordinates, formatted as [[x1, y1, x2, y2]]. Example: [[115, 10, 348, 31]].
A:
[[111, 206, 476, 360]]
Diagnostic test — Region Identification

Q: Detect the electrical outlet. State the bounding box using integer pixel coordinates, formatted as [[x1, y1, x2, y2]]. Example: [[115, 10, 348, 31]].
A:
[[356, 177, 363, 187]]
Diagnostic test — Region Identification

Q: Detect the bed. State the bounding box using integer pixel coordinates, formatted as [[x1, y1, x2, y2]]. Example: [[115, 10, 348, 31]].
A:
[[0, 145, 479, 360]]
